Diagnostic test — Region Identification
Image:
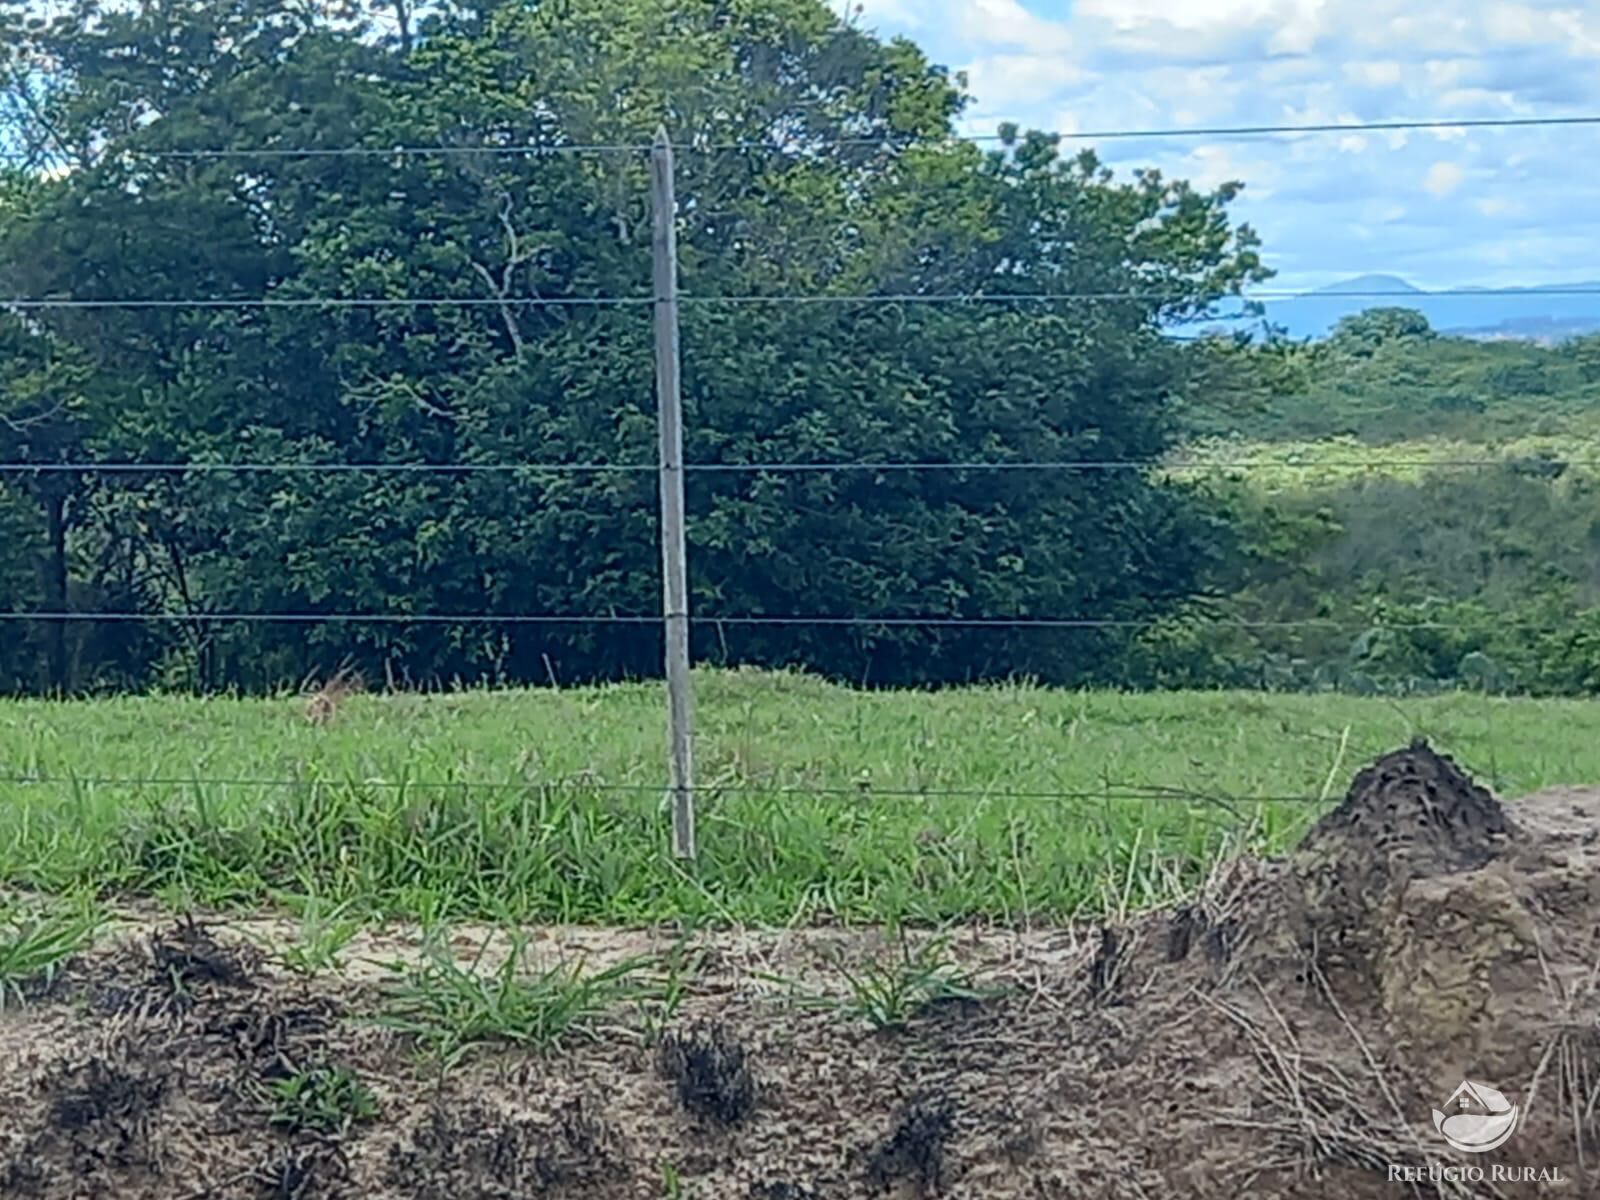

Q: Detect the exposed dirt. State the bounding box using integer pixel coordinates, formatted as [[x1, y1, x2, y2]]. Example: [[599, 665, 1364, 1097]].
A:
[[2, 741, 1597, 1198]]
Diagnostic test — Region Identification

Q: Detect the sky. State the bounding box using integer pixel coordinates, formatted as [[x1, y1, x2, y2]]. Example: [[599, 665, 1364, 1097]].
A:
[[842, 0, 1600, 292]]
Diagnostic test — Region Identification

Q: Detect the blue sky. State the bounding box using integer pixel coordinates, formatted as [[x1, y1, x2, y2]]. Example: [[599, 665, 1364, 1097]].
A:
[[844, 0, 1600, 292]]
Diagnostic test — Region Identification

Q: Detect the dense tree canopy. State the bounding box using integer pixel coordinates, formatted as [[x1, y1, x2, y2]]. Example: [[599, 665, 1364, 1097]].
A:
[[3, 0, 1267, 693]]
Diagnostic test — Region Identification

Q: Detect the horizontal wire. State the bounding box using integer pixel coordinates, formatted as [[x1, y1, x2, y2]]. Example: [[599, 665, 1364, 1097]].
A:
[[0, 771, 1327, 805], [0, 611, 659, 625], [0, 457, 1587, 476], [0, 611, 1570, 630], [4, 295, 652, 311], [0, 139, 651, 163], [0, 461, 656, 475], [5, 113, 1598, 163], [685, 286, 1600, 306], [10, 285, 1600, 311], [824, 114, 1600, 148]]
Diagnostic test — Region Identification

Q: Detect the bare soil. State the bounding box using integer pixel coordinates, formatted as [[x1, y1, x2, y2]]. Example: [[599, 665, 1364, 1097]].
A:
[[2, 742, 1597, 1198]]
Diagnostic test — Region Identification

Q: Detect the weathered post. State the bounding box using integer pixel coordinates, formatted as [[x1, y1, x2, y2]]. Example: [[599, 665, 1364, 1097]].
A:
[[650, 126, 696, 860]]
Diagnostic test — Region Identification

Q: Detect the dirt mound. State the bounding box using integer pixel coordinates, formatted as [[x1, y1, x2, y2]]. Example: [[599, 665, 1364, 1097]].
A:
[[0, 742, 1596, 1198]]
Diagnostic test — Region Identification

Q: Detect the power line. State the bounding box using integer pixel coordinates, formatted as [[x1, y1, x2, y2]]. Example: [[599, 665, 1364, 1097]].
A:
[[6, 113, 1600, 163], [13, 284, 1600, 311], [0, 457, 1588, 476]]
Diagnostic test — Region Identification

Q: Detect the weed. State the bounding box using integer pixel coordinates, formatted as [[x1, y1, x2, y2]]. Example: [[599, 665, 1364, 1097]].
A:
[[376, 930, 654, 1064], [268, 1064, 379, 1135], [0, 902, 102, 1007], [304, 666, 363, 726], [277, 897, 361, 975], [149, 918, 254, 1005], [832, 935, 1001, 1031], [636, 937, 700, 1046]]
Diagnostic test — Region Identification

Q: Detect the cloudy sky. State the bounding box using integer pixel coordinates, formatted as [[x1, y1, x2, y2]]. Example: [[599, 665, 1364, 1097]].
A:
[[844, 0, 1600, 292]]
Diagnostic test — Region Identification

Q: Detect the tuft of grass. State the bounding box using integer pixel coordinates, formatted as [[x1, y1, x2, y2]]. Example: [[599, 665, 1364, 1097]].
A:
[[0, 902, 102, 1007], [831, 933, 1003, 1031], [635, 937, 700, 1047], [276, 896, 362, 975], [375, 930, 655, 1064], [268, 1063, 379, 1134]]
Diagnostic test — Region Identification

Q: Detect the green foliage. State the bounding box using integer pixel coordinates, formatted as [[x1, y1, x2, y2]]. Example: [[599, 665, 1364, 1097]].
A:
[[276, 896, 362, 974], [0, 900, 102, 1006], [1328, 306, 1436, 356], [1186, 313, 1600, 445], [0, 0, 1262, 694], [830, 934, 1000, 1031], [268, 1064, 379, 1134], [376, 930, 655, 1063]]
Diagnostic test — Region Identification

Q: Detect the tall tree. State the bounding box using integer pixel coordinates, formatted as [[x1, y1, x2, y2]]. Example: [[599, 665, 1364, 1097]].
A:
[[0, 0, 1268, 691]]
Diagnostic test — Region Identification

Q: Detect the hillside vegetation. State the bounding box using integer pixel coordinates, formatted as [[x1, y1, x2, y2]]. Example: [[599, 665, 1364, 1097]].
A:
[[1170, 309, 1600, 695], [3, 2, 1600, 699]]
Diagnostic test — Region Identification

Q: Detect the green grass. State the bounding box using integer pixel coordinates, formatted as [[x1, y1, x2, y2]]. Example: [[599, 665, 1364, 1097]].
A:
[[830, 935, 1002, 1031], [2, 669, 1597, 924], [0, 901, 103, 1005], [267, 1063, 380, 1134], [376, 931, 655, 1063]]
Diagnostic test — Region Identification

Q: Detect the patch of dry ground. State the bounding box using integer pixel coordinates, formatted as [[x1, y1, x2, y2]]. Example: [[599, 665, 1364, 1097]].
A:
[[1, 742, 1597, 1198]]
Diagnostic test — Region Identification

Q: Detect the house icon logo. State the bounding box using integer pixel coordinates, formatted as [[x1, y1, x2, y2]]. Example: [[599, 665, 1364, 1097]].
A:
[[1432, 1080, 1520, 1153]]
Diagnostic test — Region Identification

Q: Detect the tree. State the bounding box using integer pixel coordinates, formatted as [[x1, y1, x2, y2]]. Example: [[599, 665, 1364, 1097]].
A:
[[1328, 306, 1435, 357], [0, 0, 1269, 691]]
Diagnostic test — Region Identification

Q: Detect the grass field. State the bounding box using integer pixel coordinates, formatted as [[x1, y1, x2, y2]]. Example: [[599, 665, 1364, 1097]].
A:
[[3, 668, 1598, 926]]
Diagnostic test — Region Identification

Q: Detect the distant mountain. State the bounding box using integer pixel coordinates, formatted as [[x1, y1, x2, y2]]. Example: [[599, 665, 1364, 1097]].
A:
[[1201, 275, 1600, 342]]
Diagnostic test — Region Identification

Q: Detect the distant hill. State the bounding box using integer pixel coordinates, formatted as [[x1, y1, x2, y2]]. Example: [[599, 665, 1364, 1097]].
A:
[[1201, 275, 1600, 342]]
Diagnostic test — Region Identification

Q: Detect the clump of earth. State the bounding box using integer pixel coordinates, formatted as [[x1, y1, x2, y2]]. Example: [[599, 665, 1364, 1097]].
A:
[[1, 741, 1595, 1198]]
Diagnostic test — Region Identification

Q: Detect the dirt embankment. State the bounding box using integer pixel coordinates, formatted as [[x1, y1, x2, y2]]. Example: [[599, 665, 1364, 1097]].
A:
[[1, 741, 1596, 1198]]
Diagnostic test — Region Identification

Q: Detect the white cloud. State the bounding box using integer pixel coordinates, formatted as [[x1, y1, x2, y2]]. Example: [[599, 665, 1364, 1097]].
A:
[[963, 54, 1090, 113], [952, 0, 1073, 51], [855, 0, 1600, 288], [840, 0, 926, 27], [1424, 161, 1465, 196], [1073, 0, 1330, 54], [1474, 197, 1527, 219], [1344, 61, 1405, 87]]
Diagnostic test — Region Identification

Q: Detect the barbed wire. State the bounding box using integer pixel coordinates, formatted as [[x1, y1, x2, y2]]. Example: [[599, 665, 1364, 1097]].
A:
[[10, 285, 1600, 311], [3, 295, 652, 311], [5, 113, 1599, 164], [0, 770, 1329, 805], [0, 456, 1587, 476], [0, 611, 1574, 631]]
